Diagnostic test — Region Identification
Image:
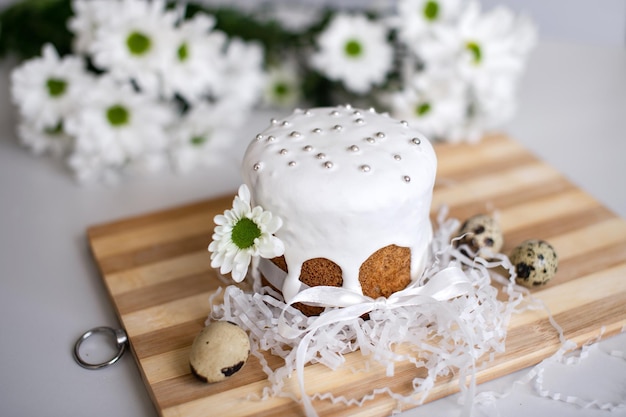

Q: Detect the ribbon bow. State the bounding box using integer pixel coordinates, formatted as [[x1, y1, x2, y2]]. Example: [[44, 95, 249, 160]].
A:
[[277, 266, 474, 416]]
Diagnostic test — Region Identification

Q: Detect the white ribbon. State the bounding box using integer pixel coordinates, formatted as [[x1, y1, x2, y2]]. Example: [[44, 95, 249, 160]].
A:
[[276, 266, 474, 417]]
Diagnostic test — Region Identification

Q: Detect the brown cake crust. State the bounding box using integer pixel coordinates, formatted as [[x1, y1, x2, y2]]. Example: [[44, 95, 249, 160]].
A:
[[265, 244, 411, 316]]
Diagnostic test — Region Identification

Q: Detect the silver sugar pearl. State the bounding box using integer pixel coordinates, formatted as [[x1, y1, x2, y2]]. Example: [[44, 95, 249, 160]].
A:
[[366, 137, 375, 144], [349, 145, 360, 152], [312, 128, 322, 134], [355, 118, 365, 124], [281, 120, 291, 127], [253, 163, 261, 171], [266, 135, 275, 142], [411, 137, 421, 145], [393, 154, 402, 161], [304, 109, 312, 116], [316, 153, 326, 159], [375, 132, 386, 139], [324, 161, 334, 169], [255, 134, 263, 141], [289, 131, 301, 138], [279, 148, 288, 155], [288, 161, 297, 167], [303, 145, 313, 152], [270, 118, 278, 125], [333, 124, 343, 131], [345, 104, 352, 109], [360, 164, 371, 172], [400, 120, 409, 127], [353, 110, 361, 116], [403, 175, 411, 183], [330, 110, 340, 116]]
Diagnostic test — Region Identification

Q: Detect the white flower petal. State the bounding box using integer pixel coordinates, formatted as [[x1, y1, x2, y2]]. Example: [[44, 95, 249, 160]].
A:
[[265, 214, 283, 234], [237, 184, 251, 203], [230, 250, 252, 282], [256, 235, 285, 258]]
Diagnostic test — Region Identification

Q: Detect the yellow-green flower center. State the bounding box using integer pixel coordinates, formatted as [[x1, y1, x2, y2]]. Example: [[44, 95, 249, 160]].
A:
[[106, 104, 130, 126], [273, 82, 289, 98], [190, 135, 207, 146], [344, 39, 363, 58], [423, 1, 439, 21], [415, 102, 431, 116], [177, 43, 188, 61], [231, 217, 261, 249], [466, 41, 482, 64], [46, 78, 67, 97], [126, 31, 151, 55]]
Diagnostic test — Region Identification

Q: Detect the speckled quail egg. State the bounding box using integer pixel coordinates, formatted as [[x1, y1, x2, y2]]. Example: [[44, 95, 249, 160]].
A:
[[456, 214, 504, 256], [189, 321, 250, 383], [510, 239, 558, 288]]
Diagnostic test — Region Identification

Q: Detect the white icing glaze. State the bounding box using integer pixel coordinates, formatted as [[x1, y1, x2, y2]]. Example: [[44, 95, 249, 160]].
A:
[[242, 106, 437, 303]]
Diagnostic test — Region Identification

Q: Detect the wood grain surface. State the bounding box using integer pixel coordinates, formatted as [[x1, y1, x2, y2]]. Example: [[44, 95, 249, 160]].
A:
[[87, 134, 626, 417]]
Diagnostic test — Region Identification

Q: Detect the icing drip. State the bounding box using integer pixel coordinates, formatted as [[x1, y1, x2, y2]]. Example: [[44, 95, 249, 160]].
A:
[[242, 106, 437, 302]]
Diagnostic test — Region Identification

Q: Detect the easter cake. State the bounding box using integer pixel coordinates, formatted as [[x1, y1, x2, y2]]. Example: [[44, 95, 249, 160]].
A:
[[234, 105, 438, 310]]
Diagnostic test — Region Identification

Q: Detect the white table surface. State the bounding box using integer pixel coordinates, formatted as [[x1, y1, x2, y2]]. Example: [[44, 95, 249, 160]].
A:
[[1, 40, 625, 417]]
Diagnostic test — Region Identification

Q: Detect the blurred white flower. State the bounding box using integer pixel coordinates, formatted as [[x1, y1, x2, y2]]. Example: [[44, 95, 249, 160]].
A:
[[388, 69, 467, 140], [311, 14, 393, 94], [169, 101, 238, 173], [420, 1, 536, 81], [68, 0, 119, 54], [64, 75, 174, 181], [213, 38, 265, 109], [17, 122, 73, 157], [161, 13, 227, 104], [394, 0, 462, 45], [67, 152, 121, 184], [88, 0, 178, 96], [125, 152, 171, 177], [262, 60, 302, 108], [11, 44, 92, 131], [9, 0, 537, 182], [265, 4, 322, 33]]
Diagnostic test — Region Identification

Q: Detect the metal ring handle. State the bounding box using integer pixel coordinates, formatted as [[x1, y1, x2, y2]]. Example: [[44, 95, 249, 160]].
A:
[[73, 326, 128, 370]]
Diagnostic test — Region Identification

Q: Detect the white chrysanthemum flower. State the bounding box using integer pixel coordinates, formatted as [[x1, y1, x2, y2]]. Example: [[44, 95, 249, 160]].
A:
[[17, 122, 73, 157], [68, 0, 120, 54], [420, 1, 537, 81], [265, 4, 323, 33], [388, 69, 468, 140], [311, 14, 393, 94], [169, 101, 238, 173], [88, 0, 178, 96], [213, 38, 265, 109], [209, 184, 284, 282], [262, 60, 302, 108], [11, 43, 92, 131], [394, 0, 462, 44], [161, 13, 227, 104], [64, 75, 174, 182]]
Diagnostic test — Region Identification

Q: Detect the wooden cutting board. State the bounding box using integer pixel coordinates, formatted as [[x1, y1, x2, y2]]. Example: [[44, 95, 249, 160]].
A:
[[87, 134, 626, 417]]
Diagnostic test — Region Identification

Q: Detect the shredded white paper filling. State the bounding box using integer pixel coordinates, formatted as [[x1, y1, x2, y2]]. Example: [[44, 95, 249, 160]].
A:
[[208, 208, 625, 416]]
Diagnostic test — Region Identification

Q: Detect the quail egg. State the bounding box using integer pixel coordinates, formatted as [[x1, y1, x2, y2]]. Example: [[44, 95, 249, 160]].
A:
[[510, 239, 558, 288]]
